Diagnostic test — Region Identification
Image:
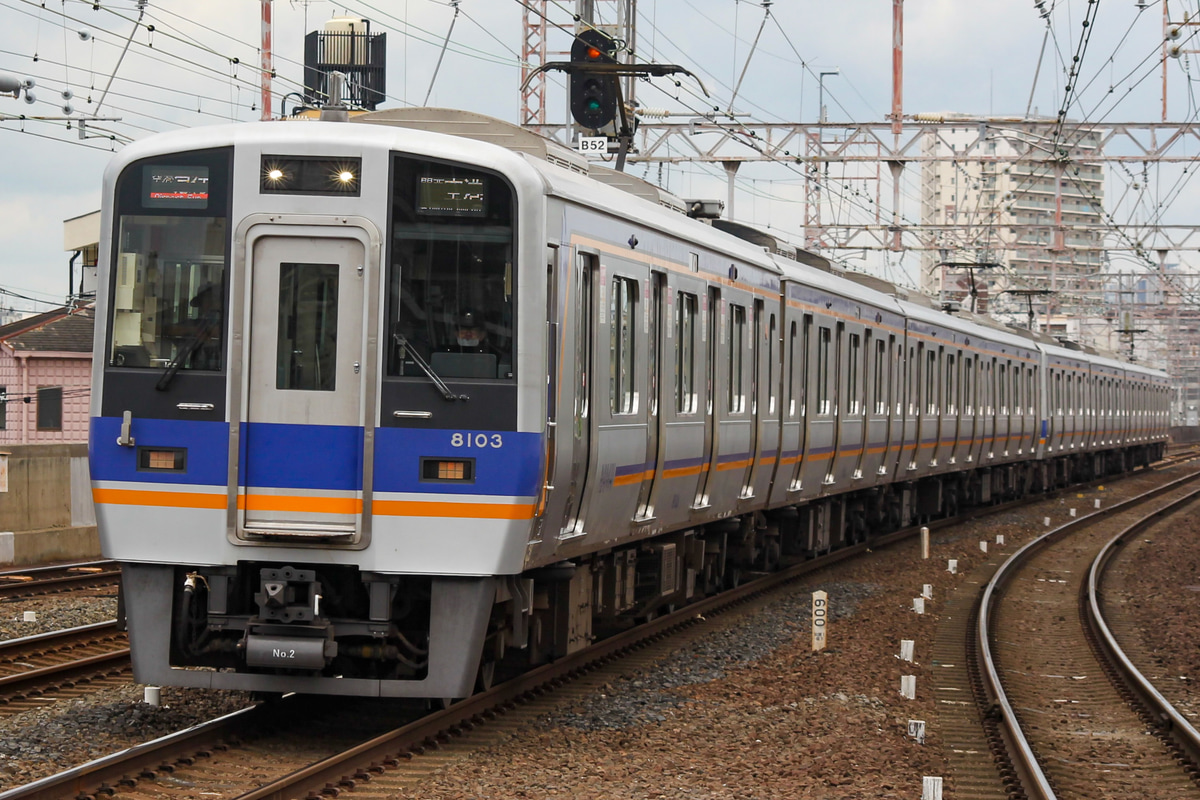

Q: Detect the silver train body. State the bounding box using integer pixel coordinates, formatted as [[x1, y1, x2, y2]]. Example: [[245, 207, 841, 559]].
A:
[[89, 109, 1170, 698]]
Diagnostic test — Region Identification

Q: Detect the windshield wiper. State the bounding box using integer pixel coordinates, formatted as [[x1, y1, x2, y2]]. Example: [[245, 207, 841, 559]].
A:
[[395, 334, 468, 401], [155, 320, 216, 392]]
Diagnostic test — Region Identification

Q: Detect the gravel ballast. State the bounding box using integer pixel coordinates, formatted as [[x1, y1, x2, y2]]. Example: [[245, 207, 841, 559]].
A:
[[0, 468, 1195, 797]]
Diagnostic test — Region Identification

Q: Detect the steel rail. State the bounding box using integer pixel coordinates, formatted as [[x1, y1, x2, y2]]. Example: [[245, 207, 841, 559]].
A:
[[977, 470, 1200, 800], [0, 561, 115, 579], [1087, 489, 1200, 766], [0, 563, 121, 600], [0, 621, 119, 653], [0, 704, 265, 800], [0, 461, 1188, 800]]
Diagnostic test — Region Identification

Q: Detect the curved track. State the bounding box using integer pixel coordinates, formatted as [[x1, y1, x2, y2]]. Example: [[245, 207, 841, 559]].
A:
[[3, 459, 1200, 800], [980, 474, 1200, 799]]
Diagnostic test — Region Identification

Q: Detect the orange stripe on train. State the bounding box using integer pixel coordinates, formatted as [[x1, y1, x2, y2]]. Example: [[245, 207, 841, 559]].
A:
[[373, 500, 535, 519], [92, 487, 226, 510]]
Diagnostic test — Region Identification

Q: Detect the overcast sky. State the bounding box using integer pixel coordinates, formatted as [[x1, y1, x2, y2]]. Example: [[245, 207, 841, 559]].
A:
[[0, 0, 1193, 311]]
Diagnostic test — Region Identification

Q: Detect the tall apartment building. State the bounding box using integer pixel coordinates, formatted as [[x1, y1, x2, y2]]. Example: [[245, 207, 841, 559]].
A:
[[919, 120, 1106, 326], [918, 120, 1200, 423]]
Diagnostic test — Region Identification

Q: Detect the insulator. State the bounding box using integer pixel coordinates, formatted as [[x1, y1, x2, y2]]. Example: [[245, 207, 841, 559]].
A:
[[636, 106, 670, 119]]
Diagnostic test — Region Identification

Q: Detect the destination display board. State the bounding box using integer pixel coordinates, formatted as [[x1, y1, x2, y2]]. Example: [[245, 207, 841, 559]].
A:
[[144, 166, 210, 209], [417, 175, 486, 217]]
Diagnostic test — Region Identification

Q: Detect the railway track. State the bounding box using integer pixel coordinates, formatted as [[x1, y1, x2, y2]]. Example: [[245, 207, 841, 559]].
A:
[[2, 459, 1198, 799], [946, 471, 1200, 799], [0, 623, 130, 715], [0, 562, 119, 601]]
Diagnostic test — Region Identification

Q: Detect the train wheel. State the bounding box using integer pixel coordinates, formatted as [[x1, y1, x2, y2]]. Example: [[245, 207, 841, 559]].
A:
[[476, 659, 496, 692]]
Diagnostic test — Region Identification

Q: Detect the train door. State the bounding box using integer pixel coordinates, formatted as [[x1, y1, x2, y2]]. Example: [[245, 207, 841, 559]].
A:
[[740, 299, 765, 499], [801, 319, 835, 491], [934, 347, 956, 468], [917, 344, 939, 473], [834, 324, 864, 484], [636, 271, 667, 521], [901, 340, 920, 473], [881, 335, 903, 477], [239, 230, 373, 540], [560, 251, 596, 537], [532, 245, 564, 547], [783, 313, 811, 496], [588, 266, 650, 531], [694, 286, 720, 510]]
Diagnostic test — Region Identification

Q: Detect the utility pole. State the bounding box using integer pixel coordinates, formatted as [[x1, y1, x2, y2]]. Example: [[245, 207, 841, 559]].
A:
[[261, 0, 273, 121]]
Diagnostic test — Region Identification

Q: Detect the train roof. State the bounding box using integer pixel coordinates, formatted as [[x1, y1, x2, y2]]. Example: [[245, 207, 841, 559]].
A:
[[104, 112, 1169, 382]]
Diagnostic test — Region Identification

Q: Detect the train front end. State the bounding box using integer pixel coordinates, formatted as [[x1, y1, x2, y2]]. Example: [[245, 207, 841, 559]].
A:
[[88, 121, 546, 697]]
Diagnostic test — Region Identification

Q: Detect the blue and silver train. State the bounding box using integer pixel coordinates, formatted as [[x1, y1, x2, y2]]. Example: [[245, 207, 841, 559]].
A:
[[89, 108, 1170, 698]]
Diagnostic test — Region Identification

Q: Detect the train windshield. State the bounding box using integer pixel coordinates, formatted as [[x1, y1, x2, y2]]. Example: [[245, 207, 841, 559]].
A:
[[386, 156, 515, 380], [108, 149, 230, 371]]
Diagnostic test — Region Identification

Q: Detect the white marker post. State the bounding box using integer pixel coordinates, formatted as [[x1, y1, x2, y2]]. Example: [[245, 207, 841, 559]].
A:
[[980, 540, 988, 553], [922, 776, 944, 800], [996, 534, 1005, 546], [912, 597, 925, 614], [1044, 516, 1051, 527], [900, 639, 915, 662], [900, 675, 916, 699], [1069, 508, 1076, 517], [920, 526, 930, 559], [1095, 499, 1101, 509], [947, 559, 957, 574], [811, 590, 828, 652], [908, 719, 926, 744], [922, 583, 933, 600]]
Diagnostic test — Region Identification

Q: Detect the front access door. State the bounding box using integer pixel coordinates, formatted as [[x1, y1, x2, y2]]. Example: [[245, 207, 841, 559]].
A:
[[240, 233, 370, 538]]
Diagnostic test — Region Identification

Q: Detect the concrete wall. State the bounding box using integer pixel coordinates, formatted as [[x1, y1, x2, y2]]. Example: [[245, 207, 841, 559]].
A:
[[0, 443, 99, 564], [1170, 426, 1200, 444]]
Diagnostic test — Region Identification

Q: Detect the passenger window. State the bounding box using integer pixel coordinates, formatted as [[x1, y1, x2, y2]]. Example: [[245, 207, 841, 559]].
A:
[[610, 276, 637, 414], [998, 363, 1008, 415], [767, 313, 777, 415], [910, 344, 921, 416], [846, 331, 860, 416], [787, 320, 799, 416], [925, 348, 937, 415], [675, 292, 698, 414], [800, 316, 813, 417], [873, 338, 886, 415], [276, 263, 339, 391], [816, 326, 831, 415], [963, 358, 973, 414], [728, 304, 746, 414], [945, 353, 956, 414]]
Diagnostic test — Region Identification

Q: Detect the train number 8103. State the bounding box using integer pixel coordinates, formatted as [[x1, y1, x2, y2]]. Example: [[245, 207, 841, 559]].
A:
[[451, 433, 503, 449]]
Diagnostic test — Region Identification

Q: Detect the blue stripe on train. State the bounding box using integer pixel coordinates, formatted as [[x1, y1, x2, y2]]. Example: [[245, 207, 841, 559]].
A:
[[239, 422, 364, 491], [372, 427, 542, 496], [89, 417, 542, 497], [90, 417, 229, 485]]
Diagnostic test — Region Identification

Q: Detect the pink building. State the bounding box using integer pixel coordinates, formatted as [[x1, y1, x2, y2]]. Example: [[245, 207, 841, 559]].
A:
[[0, 306, 94, 445]]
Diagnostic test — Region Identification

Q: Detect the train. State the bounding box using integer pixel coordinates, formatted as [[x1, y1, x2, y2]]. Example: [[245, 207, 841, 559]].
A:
[[89, 107, 1170, 699]]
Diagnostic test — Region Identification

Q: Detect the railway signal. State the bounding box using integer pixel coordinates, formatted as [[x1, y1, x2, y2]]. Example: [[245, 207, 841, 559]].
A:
[[569, 30, 618, 131]]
